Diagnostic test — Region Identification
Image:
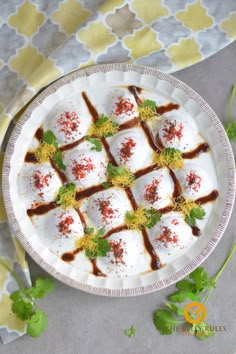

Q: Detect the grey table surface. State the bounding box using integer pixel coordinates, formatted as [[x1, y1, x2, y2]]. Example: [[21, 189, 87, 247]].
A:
[[2, 41, 236, 354]]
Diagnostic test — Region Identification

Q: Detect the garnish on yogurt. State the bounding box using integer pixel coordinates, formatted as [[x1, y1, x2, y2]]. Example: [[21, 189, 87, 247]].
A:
[[138, 99, 158, 121], [35, 130, 66, 170], [56, 183, 81, 209], [75, 227, 111, 259], [88, 114, 119, 137], [86, 136, 102, 152], [125, 207, 161, 230], [174, 197, 205, 227], [103, 162, 135, 188], [153, 148, 183, 169]]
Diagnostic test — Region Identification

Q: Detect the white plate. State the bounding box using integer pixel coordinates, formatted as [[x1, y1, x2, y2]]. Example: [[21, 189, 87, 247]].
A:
[[3, 64, 235, 296]]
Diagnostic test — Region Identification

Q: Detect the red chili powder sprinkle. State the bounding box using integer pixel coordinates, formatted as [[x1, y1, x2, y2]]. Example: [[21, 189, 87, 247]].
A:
[[71, 157, 95, 180], [33, 170, 53, 190], [97, 199, 118, 224], [57, 111, 80, 137], [58, 215, 74, 236], [156, 226, 178, 248], [110, 239, 126, 265], [185, 170, 202, 192], [143, 178, 161, 204], [120, 137, 136, 163], [113, 96, 135, 116], [171, 219, 179, 226], [162, 120, 183, 143]]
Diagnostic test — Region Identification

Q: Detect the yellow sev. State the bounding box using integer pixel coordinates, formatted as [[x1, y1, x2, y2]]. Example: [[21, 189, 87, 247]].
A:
[[59, 192, 81, 209], [88, 120, 119, 137], [75, 234, 97, 253], [35, 142, 57, 163], [138, 106, 158, 122], [125, 206, 148, 230], [109, 168, 134, 188], [173, 198, 199, 216], [152, 150, 183, 169]]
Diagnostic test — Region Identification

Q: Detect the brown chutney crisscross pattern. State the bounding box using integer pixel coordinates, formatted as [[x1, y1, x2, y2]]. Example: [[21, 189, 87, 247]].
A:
[[25, 85, 218, 276]]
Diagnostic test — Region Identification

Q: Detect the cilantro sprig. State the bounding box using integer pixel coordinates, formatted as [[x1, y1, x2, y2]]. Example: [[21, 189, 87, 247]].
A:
[[89, 114, 119, 138], [185, 207, 206, 227], [124, 324, 136, 338], [37, 130, 66, 170], [104, 162, 134, 188], [153, 242, 236, 340], [224, 84, 236, 141], [86, 136, 102, 152], [126, 207, 161, 230], [138, 99, 156, 112], [0, 258, 54, 338], [77, 227, 111, 259]]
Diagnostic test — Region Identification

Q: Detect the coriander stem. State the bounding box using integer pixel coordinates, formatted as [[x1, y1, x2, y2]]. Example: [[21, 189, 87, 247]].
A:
[[227, 84, 236, 125], [212, 242, 236, 283], [203, 243, 236, 305], [0, 257, 25, 290]]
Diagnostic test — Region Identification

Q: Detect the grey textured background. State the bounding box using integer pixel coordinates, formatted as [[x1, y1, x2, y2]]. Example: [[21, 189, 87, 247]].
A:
[[2, 41, 236, 354]]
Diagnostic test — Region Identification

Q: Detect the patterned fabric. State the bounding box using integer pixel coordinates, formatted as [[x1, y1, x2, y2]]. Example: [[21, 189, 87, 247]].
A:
[[0, 0, 235, 344]]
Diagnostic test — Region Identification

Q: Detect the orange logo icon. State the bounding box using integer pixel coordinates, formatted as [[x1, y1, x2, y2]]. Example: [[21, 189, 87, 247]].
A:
[[184, 302, 207, 324]]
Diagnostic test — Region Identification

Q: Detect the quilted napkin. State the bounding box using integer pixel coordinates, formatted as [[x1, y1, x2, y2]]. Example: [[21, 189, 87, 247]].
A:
[[0, 0, 235, 344]]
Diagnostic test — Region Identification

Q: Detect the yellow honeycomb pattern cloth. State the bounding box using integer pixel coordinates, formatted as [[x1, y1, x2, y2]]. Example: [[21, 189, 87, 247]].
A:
[[0, 0, 235, 344]]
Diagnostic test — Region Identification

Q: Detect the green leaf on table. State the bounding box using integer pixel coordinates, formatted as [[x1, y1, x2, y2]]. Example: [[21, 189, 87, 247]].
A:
[[124, 324, 136, 338], [190, 322, 215, 340], [153, 309, 181, 335], [11, 297, 33, 321], [27, 309, 48, 338], [26, 278, 55, 299], [176, 279, 196, 292], [168, 290, 190, 303]]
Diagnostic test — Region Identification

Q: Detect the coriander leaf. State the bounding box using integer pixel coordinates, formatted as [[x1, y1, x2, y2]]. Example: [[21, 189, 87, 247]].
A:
[[12, 298, 33, 321], [54, 151, 66, 170], [188, 292, 201, 302], [163, 147, 182, 157], [224, 84, 236, 141], [95, 114, 109, 127], [86, 136, 102, 152], [42, 130, 58, 147], [27, 309, 48, 338], [125, 211, 136, 221], [190, 208, 206, 220], [176, 280, 196, 292], [85, 238, 111, 259], [189, 267, 210, 292], [96, 227, 106, 238], [26, 278, 54, 299], [225, 122, 236, 141], [96, 238, 111, 257], [10, 290, 23, 302], [166, 303, 185, 317], [168, 290, 190, 303], [124, 324, 136, 338], [56, 183, 76, 205], [191, 322, 215, 340], [102, 182, 110, 189], [153, 309, 181, 335], [144, 209, 161, 228], [107, 163, 126, 178], [139, 99, 156, 111], [185, 214, 196, 227], [84, 227, 94, 234]]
